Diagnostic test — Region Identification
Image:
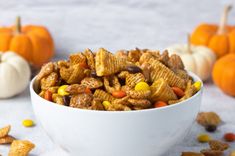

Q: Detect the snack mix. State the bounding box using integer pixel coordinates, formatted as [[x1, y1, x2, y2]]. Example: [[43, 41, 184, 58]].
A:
[[37, 48, 201, 111]]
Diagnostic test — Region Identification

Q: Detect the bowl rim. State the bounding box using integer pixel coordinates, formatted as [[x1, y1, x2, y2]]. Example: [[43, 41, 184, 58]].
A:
[[30, 71, 203, 114]]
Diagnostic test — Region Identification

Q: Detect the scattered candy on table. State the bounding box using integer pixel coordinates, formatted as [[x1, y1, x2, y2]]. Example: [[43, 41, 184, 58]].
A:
[[197, 134, 211, 143], [223, 133, 235, 142], [22, 119, 35, 127]]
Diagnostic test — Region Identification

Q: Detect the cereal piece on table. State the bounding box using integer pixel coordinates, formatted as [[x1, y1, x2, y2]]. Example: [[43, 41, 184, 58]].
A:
[[128, 98, 152, 109], [126, 89, 151, 99], [65, 84, 87, 94], [197, 134, 211, 143], [168, 54, 185, 70], [181, 152, 204, 156], [200, 149, 223, 156], [52, 94, 64, 105], [150, 78, 177, 102], [209, 140, 229, 151], [0, 135, 15, 144], [94, 89, 115, 102], [147, 58, 186, 89], [84, 48, 95, 70], [60, 64, 86, 84], [126, 73, 145, 88], [0, 125, 11, 138], [95, 48, 128, 76], [8, 140, 35, 156], [196, 112, 221, 127], [22, 119, 35, 127], [81, 77, 103, 89], [40, 72, 58, 90], [70, 94, 93, 108], [36, 62, 55, 81], [69, 52, 86, 65]]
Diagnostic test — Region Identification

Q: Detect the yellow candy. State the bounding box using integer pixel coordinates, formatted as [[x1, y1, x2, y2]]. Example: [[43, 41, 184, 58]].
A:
[[102, 101, 111, 110], [197, 134, 211, 143], [22, 119, 35, 127], [135, 82, 150, 91], [58, 85, 69, 96], [193, 81, 201, 91]]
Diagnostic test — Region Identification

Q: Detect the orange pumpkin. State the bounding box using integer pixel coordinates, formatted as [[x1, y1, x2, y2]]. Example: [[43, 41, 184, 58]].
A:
[[191, 5, 235, 58], [212, 54, 235, 96], [0, 17, 54, 67]]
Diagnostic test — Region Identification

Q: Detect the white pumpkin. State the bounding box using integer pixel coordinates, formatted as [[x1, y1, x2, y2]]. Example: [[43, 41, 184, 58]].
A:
[[167, 44, 216, 81], [0, 52, 31, 98]]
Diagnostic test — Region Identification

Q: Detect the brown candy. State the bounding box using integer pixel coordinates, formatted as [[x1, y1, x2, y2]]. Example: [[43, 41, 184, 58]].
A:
[[126, 65, 142, 73]]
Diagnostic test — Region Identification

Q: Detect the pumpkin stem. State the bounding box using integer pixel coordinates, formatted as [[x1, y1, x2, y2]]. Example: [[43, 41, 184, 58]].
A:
[[15, 16, 21, 34], [218, 5, 232, 34], [187, 34, 192, 54]]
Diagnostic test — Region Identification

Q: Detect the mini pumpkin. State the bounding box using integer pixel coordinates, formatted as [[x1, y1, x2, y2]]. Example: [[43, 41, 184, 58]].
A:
[[0, 17, 54, 67], [167, 35, 216, 81], [191, 5, 235, 58], [0, 51, 31, 98], [212, 53, 235, 96]]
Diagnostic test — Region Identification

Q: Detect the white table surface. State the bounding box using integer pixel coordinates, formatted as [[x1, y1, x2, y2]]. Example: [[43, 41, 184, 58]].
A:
[[0, 0, 235, 155]]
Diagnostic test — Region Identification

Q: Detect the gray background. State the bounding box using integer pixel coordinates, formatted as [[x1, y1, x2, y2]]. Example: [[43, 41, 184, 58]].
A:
[[0, 0, 235, 155], [0, 0, 234, 56]]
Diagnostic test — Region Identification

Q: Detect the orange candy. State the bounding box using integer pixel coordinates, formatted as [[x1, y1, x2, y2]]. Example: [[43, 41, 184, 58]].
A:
[[224, 133, 235, 142], [154, 101, 168, 108], [85, 88, 92, 94], [44, 90, 52, 101], [112, 91, 126, 98], [172, 87, 185, 98]]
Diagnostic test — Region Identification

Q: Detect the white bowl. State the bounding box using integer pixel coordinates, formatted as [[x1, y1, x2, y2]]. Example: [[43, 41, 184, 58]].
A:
[[30, 72, 203, 156]]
